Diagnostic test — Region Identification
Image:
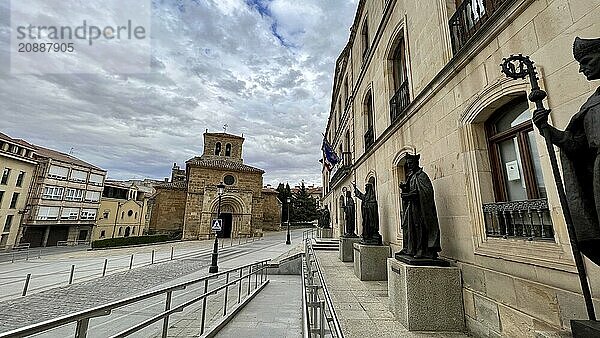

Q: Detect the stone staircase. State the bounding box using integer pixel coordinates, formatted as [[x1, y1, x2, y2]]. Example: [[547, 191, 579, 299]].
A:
[[311, 238, 339, 251]]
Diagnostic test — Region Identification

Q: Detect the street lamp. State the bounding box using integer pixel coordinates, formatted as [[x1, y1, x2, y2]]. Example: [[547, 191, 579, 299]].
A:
[[285, 197, 291, 245], [209, 182, 225, 273]]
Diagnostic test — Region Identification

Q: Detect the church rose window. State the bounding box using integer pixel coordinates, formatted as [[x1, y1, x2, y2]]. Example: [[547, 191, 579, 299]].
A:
[[224, 175, 235, 185]]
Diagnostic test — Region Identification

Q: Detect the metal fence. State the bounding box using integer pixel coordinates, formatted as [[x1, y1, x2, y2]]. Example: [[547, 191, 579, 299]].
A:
[[0, 259, 270, 338], [302, 240, 343, 338]]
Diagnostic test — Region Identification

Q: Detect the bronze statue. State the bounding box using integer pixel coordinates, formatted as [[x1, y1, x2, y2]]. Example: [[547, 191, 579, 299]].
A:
[[342, 190, 357, 237], [396, 153, 442, 261], [320, 206, 331, 229], [532, 37, 600, 266], [353, 182, 382, 245]]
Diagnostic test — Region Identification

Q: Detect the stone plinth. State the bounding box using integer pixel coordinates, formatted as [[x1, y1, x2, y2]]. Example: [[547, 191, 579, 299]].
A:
[[353, 243, 390, 281], [339, 237, 360, 262], [318, 228, 333, 238], [571, 320, 600, 338], [388, 258, 464, 332]]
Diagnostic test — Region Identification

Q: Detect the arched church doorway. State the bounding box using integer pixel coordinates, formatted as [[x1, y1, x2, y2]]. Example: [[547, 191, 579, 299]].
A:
[[219, 213, 233, 238]]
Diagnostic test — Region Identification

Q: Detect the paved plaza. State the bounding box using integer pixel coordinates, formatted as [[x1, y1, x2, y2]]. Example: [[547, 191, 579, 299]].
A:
[[315, 250, 468, 338]]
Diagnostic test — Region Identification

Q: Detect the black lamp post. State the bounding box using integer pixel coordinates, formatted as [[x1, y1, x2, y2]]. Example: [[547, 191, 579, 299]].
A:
[[285, 197, 291, 245], [209, 182, 225, 273]]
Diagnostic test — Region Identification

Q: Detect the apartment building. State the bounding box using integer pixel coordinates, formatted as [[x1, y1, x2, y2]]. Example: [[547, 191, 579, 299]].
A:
[[322, 0, 599, 335], [20, 146, 106, 247], [0, 133, 36, 249], [93, 180, 152, 241]]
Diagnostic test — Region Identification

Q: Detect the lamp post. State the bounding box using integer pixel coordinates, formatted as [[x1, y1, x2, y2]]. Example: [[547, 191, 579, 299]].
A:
[[285, 197, 291, 245], [209, 182, 225, 273]]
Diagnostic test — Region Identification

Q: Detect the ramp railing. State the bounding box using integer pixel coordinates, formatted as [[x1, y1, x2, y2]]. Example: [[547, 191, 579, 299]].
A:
[[0, 259, 270, 338], [301, 239, 343, 338]]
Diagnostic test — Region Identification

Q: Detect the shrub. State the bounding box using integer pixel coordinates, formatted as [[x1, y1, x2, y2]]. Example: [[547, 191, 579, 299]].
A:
[[92, 234, 171, 249]]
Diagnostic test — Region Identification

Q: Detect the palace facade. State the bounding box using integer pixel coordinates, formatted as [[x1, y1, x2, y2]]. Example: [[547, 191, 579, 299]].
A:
[[322, 0, 599, 336]]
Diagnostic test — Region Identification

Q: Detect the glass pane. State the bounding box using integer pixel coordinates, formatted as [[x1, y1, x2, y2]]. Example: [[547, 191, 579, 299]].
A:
[[498, 137, 527, 201], [494, 99, 530, 133], [527, 131, 547, 198]]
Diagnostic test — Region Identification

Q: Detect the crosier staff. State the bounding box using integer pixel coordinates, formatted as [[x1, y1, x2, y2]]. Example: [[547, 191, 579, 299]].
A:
[[501, 55, 595, 320]]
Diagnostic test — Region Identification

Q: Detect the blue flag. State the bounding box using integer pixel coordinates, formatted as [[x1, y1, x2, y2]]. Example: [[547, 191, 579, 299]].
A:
[[321, 138, 340, 171]]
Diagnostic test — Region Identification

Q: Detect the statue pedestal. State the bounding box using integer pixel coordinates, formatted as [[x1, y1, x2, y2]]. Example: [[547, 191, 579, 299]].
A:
[[318, 227, 333, 238], [387, 258, 464, 331], [571, 320, 600, 337], [339, 237, 360, 262], [353, 243, 390, 281]]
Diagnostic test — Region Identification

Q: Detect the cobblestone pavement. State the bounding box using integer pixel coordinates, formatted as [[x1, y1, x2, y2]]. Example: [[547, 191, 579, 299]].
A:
[[0, 230, 303, 336], [315, 251, 468, 338]]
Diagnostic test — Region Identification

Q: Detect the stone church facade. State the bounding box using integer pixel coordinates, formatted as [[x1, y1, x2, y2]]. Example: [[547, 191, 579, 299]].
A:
[[150, 132, 279, 239], [322, 0, 599, 336]]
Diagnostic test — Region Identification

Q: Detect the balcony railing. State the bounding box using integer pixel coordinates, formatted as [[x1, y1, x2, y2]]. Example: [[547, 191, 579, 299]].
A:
[[364, 128, 374, 151], [449, 0, 508, 53], [482, 199, 554, 240], [389, 80, 410, 123], [329, 152, 352, 189]]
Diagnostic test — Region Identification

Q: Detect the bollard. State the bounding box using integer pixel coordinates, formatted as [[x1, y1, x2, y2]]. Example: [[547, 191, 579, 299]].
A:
[[170, 247, 174, 260], [129, 254, 134, 269], [69, 265, 75, 284], [151, 250, 155, 265], [22, 274, 31, 296], [38, 249, 41, 259], [11, 252, 14, 263], [26, 250, 29, 261], [102, 259, 108, 277]]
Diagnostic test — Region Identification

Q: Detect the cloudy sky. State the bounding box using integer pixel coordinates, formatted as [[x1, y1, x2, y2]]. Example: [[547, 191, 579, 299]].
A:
[[0, 0, 358, 186]]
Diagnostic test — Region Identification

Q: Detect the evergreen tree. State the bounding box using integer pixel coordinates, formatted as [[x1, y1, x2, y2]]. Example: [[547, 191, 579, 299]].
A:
[[291, 181, 318, 222], [276, 183, 293, 223]]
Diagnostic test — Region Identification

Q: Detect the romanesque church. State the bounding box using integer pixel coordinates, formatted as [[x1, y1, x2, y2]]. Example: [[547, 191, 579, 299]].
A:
[[150, 131, 281, 239]]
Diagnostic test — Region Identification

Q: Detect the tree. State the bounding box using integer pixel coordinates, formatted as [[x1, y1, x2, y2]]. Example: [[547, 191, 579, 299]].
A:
[[290, 181, 318, 222]]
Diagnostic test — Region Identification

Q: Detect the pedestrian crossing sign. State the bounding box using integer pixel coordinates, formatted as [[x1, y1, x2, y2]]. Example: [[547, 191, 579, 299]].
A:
[[212, 219, 223, 232]]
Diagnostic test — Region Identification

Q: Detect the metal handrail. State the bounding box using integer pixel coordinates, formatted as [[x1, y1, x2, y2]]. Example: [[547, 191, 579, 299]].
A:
[[0, 259, 270, 338], [309, 244, 343, 337], [301, 256, 310, 338]]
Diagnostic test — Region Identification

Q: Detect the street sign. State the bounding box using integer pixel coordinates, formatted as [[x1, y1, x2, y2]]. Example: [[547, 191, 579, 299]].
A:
[[211, 219, 223, 232]]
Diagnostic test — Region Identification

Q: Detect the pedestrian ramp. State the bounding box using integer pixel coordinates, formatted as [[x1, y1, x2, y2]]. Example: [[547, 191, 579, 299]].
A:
[[212, 275, 302, 338]]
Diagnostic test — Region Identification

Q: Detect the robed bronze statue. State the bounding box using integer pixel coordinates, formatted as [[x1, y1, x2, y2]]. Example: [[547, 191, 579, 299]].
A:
[[318, 206, 331, 229], [532, 37, 600, 266], [342, 190, 358, 237], [353, 182, 382, 245], [395, 153, 447, 266]]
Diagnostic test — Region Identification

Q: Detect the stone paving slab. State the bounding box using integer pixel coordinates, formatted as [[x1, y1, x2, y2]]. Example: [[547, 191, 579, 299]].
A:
[[315, 251, 468, 338]]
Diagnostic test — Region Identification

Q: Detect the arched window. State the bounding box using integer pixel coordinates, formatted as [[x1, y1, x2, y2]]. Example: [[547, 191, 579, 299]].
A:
[[134, 212, 138, 219], [363, 90, 374, 151], [118, 227, 123, 236], [121, 211, 124, 219], [100, 230, 105, 238], [124, 227, 131, 237], [361, 17, 369, 61], [486, 97, 546, 201], [389, 36, 410, 122], [225, 143, 232, 156], [483, 96, 552, 239], [215, 142, 222, 156]]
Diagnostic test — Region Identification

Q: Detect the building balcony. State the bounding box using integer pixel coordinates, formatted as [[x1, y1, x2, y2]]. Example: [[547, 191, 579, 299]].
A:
[[449, 0, 510, 54], [389, 80, 411, 123], [482, 199, 554, 241], [329, 152, 352, 189], [364, 128, 374, 151]]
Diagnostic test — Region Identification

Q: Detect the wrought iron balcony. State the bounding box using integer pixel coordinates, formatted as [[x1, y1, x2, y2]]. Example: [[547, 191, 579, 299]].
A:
[[389, 80, 410, 123], [364, 128, 374, 151], [482, 199, 554, 240], [329, 152, 352, 189], [449, 0, 509, 53]]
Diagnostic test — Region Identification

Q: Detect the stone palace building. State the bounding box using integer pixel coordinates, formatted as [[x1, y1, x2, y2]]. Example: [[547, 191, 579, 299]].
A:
[[321, 0, 599, 336]]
